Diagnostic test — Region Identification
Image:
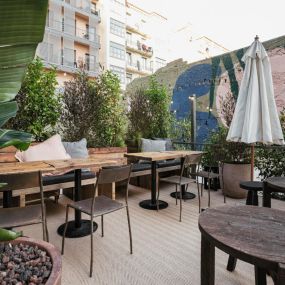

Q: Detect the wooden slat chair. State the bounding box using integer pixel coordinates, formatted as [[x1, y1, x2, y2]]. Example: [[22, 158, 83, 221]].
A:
[[159, 153, 203, 221], [0, 171, 49, 241], [61, 164, 133, 278]]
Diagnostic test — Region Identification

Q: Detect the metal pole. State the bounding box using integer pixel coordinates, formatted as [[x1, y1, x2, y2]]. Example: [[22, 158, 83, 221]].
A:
[[190, 94, 197, 149]]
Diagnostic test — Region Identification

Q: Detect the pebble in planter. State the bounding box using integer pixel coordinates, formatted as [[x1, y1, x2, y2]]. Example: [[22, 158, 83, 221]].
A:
[[0, 229, 61, 285]]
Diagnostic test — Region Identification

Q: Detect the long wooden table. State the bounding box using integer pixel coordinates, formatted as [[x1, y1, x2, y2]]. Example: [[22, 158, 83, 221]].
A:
[[199, 205, 285, 285], [125, 151, 203, 210], [0, 158, 119, 238]]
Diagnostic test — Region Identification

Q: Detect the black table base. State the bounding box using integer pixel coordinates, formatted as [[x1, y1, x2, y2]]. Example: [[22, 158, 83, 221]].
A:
[[139, 199, 168, 210], [57, 220, 98, 238], [170, 191, 196, 200]]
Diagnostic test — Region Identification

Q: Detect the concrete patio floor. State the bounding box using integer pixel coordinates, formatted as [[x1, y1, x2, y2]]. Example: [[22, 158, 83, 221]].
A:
[[20, 182, 284, 285]]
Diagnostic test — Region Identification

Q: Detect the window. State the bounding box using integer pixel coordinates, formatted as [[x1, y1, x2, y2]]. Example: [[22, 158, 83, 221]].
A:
[[126, 32, 132, 44], [110, 18, 125, 37], [155, 57, 166, 69], [126, 52, 132, 65], [141, 57, 147, 70], [110, 65, 125, 83], [110, 41, 125, 60], [126, 73, 132, 84]]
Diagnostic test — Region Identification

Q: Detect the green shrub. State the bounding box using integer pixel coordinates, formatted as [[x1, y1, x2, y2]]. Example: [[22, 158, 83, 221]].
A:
[[6, 58, 61, 141], [61, 69, 126, 147], [127, 75, 172, 143]]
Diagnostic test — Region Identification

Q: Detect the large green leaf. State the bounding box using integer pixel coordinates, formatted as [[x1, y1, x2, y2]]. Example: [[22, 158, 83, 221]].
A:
[[0, 101, 18, 128], [0, 0, 48, 149], [0, 129, 31, 150]]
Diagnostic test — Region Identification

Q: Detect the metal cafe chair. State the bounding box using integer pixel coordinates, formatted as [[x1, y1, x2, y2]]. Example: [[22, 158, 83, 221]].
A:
[[159, 153, 203, 221], [61, 164, 133, 277], [0, 171, 49, 241]]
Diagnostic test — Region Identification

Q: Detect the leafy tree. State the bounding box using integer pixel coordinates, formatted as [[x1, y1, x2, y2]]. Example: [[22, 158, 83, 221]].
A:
[[90, 70, 126, 147], [6, 58, 61, 141], [128, 75, 172, 143], [61, 69, 127, 147], [60, 69, 94, 142]]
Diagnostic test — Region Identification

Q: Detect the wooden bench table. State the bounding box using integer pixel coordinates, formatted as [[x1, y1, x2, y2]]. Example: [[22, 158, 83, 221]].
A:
[[199, 205, 285, 285]]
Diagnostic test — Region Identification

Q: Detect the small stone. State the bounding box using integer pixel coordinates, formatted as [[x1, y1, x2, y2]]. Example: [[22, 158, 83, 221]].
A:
[[2, 255, 9, 263]]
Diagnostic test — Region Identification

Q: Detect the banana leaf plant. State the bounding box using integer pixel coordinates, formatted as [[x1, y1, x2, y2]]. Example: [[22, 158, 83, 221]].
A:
[[0, 0, 48, 150]]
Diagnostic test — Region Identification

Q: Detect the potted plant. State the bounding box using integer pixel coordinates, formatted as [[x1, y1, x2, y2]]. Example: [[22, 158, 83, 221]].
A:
[[0, 228, 61, 285], [202, 127, 251, 198]]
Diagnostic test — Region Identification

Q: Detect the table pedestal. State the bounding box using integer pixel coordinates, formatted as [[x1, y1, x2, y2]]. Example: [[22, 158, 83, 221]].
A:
[[57, 220, 98, 238], [57, 169, 98, 238], [139, 200, 168, 210]]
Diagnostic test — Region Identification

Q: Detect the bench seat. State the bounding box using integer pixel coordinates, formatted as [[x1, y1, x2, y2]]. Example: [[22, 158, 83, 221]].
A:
[[43, 171, 96, 186]]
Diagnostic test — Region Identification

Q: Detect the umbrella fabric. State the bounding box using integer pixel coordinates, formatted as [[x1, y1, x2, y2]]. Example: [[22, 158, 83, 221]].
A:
[[227, 39, 284, 145]]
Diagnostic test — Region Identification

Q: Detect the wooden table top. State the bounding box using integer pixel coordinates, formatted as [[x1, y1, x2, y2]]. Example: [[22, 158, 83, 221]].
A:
[[124, 150, 203, 162], [0, 158, 120, 175], [199, 205, 285, 265], [266, 177, 285, 192]]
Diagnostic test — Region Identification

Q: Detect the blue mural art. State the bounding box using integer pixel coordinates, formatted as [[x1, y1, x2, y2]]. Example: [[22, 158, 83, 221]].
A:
[[172, 63, 221, 143]]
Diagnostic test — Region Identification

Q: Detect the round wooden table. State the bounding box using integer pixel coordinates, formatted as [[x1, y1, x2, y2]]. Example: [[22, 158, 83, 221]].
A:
[[199, 205, 285, 285], [263, 177, 285, 208]]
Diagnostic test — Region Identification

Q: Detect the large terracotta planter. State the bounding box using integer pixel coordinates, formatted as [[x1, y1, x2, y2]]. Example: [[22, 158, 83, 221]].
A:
[[221, 163, 251, 198], [7, 237, 62, 285]]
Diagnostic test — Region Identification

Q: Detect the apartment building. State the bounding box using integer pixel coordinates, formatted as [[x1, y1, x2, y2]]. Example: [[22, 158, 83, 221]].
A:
[[36, 0, 101, 85], [125, 2, 168, 84], [36, 0, 169, 88]]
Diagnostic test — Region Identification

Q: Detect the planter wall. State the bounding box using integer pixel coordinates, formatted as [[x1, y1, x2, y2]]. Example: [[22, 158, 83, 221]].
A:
[[8, 237, 62, 285], [220, 163, 251, 199]]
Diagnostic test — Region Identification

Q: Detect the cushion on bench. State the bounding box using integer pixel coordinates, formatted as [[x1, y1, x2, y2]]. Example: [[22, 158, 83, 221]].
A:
[[157, 159, 181, 168], [132, 163, 152, 172], [43, 171, 96, 186]]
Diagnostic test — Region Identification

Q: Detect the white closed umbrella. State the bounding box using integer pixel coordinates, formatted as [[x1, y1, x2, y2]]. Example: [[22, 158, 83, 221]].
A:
[[227, 36, 284, 180]]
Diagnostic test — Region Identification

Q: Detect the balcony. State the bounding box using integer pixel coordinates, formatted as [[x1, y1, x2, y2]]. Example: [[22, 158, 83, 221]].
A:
[[126, 61, 153, 75], [37, 43, 99, 77], [45, 18, 100, 48], [126, 40, 153, 57], [51, 0, 101, 21]]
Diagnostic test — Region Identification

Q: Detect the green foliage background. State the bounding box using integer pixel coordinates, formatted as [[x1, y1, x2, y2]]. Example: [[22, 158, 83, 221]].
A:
[[6, 58, 61, 141], [127, 75, 172, 143], [61, 70, 126, 147]]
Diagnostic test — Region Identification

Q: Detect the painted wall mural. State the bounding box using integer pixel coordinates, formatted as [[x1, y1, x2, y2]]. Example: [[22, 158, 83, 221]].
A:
[[171, 36, 285, 143]]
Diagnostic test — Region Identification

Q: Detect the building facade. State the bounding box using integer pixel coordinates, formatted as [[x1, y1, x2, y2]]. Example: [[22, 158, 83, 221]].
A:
[[36, 0, 170, 89], [36, 0, 101, 85]]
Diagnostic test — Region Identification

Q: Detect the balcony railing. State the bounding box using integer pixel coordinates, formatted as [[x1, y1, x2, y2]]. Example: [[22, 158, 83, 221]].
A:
[[127, 61, 153, 73], [37, 43, 99, 74], [46, 18, 100, 46], [126, 39, 153, 55], [62, 0, 101, 18]]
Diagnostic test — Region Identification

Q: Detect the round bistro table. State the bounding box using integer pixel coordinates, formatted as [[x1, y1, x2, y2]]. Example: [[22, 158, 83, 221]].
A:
[[199, 205, 285, 285], [263, 177, 285, 208]]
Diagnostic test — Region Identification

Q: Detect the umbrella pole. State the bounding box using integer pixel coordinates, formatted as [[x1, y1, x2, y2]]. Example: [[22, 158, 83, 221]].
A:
[[250, 145, 254, 181]]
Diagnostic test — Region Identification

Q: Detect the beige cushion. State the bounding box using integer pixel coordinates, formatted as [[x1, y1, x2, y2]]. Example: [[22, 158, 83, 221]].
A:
[[15, 134, 71, 162], [141, 138, 166, 152]]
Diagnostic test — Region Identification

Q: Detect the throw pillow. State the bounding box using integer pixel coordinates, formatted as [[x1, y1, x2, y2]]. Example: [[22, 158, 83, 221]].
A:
[[154, 138, 174, 151], [63, 138, 88, 159], [141, 138, 166, 152], [15, 134, 71, 162]]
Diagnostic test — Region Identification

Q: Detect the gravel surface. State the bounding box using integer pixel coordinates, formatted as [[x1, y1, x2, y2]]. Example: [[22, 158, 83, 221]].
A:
[[0, 243, 52, 285]]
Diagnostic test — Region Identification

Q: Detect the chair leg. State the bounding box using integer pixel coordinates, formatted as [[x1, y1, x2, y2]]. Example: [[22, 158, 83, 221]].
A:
[[126, 206, 133, 254], [175, 184, 178, 205], [156, 176, 160, 212], [90, 219, 94, 278], [197, 180, 201, 213], [227, 255, 237, 272], [61, 206, 70, 255], [101, 215, 104, 237], [179, 185, 182, 222], [208, 179, 211, 207]]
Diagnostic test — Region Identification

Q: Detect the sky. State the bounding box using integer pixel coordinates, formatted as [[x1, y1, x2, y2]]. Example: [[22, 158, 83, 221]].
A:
[[130, 0, 285, 51]]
